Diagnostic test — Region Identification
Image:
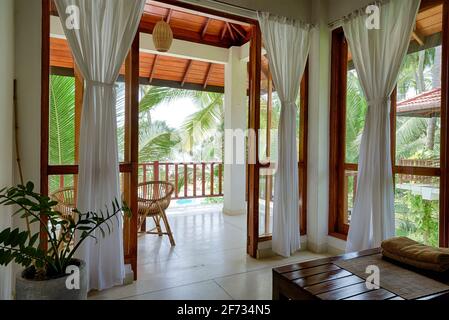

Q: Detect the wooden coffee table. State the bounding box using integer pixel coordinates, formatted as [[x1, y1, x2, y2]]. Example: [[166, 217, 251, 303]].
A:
[[273, 248, 449, 300]]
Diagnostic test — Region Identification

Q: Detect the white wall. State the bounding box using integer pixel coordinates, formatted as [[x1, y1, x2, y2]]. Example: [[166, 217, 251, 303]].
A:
[[326, 0, 373, 24], [218, 0, 312, 22], [15, 0, 42, 189], [0, 0, 15, 301], [10, 0, 43, 295]]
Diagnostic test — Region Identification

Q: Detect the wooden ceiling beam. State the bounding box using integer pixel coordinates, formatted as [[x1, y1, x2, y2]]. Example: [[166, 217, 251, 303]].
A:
[[139, 17, 234, 49], [230, 23, 246, 40], [203, 63, 213, 89], [412, 30, 425, 46], [220, 23, 228, 40], [226, 22, 236, 42], [181, 60, 194, 87], [201, 18, 211, 39], [149, 55, 159, 83]]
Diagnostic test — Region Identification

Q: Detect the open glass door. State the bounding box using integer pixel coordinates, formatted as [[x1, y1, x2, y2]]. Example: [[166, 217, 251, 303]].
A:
[[246, 28, 308, 257]]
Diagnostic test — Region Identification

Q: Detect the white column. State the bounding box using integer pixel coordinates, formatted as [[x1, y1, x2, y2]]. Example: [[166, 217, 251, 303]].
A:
[[307, 0, 330, 253], [223, 46, 247, 216]]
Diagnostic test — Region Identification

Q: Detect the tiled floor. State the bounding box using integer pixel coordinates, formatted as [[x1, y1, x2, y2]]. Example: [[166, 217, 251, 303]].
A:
[[89, 204, 326, 300]]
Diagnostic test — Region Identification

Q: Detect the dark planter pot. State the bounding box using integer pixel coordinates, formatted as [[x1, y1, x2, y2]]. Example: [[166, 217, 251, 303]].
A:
[[15, 259, 88, 300]]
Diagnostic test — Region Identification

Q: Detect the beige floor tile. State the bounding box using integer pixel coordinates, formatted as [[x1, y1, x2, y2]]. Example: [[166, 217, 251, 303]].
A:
[[89, 205, 327, 300], [214, 269, 273, 300], [124, 280, 232, 300]]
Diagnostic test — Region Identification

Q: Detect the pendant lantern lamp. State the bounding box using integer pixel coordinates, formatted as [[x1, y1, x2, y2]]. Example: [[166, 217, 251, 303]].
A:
[[153, 20, 173, 52]]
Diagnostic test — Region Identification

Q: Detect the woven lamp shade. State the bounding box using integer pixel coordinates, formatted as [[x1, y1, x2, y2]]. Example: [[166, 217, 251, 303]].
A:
[[153, 20, 173, 52]]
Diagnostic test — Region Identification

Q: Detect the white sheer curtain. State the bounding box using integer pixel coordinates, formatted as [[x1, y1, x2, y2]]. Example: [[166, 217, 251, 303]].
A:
[[344, 0, 421, 252], [258, 12, 311, 257], [54, 0, 145, 290]]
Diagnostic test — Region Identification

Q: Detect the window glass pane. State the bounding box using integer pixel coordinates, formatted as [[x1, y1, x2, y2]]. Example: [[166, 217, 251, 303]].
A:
[[345, 49, 367, 164], [259, 173, 273, 237], [48, 174, 76, 197], [116, 80, 126, 163], [395, 174, 439, 246], [396, 45, 442, 168], [49, 74, 76, 165], [344, 170, 357, 225], [49, 21, 77, 166]]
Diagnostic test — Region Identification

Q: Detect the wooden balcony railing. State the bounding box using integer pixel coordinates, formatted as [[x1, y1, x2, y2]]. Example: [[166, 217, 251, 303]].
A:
[[139, 161, 224, 200], [397, 159, 440, 168]]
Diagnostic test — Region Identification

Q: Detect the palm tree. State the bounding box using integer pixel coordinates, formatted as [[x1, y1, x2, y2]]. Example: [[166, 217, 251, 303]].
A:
[[396, 47, 440, 160], [179, 92, 224, 161], [138, 120, 180, 162], [135, 86, 225, 162]]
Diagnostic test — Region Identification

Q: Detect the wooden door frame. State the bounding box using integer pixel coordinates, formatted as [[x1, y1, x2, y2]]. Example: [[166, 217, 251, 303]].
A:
[[41, 0, 264, 265], [247, 23, 262, 257], [150, 0, 263, 258]]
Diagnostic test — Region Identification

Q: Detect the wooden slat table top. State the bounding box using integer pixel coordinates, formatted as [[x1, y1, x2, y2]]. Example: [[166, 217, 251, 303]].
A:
[[272, 248, 449, 301], [344, 288, 396, 300], [293, 269, 352, 287], [283, 263, 340, 281], [274, 248, 380, 274]]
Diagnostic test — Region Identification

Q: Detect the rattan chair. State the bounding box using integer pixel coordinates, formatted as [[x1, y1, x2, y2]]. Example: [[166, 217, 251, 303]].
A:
[[50, 187, 77, 251], [137, 181, 176, 246]]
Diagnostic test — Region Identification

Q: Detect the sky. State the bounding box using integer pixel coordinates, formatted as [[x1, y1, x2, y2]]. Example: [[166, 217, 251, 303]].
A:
[[149, 97, 198, 128]]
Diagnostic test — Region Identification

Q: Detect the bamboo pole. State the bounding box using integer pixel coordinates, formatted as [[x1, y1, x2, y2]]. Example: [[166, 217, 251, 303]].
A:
[[13, 80, 32, 240]]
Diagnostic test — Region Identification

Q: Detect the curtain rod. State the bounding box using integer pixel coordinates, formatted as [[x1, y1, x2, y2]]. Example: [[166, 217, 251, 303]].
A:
[[327, 0, 388, 29]]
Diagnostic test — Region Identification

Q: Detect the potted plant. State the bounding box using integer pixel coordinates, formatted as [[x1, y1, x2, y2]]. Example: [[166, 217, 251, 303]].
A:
[[0, 182, 129, 300]]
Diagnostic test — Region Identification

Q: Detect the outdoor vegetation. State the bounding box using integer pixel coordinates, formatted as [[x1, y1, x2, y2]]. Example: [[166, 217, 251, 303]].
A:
[[49, 76, 225, 202]]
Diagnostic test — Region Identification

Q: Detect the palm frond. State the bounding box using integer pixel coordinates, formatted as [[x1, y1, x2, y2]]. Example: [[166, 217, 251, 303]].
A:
[[49, 75, 75, 166]]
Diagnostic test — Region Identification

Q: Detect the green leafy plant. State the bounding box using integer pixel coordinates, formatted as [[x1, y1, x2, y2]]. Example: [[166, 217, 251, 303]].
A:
[[0, 182, 130, 280]]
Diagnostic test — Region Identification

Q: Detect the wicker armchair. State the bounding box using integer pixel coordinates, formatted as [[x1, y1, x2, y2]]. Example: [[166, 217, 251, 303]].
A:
[[137, 181, 175, 246], [50, 187, 77, 251]]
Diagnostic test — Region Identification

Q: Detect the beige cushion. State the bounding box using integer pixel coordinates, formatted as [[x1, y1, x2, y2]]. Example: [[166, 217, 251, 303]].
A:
[[381, 237, 449, 272]]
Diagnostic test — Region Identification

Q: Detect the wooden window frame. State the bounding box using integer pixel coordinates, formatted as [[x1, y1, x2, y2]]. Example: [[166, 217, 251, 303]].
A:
[[329, 0, 449, 247]]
